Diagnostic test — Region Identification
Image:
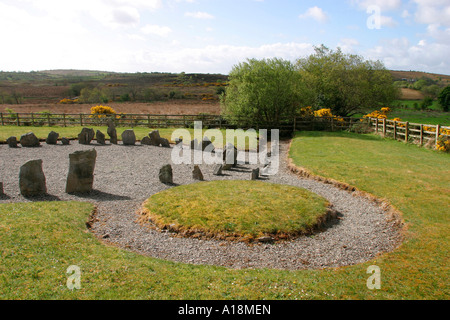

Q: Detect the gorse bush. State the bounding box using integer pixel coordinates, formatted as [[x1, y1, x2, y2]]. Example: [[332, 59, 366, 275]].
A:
[[89, 105, 117, 118]]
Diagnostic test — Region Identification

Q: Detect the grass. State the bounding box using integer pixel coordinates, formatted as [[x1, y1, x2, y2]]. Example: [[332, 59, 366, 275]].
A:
[[0, 125, 257, 149], [141, 180, 329, 241], [0, 130, 449, 299]]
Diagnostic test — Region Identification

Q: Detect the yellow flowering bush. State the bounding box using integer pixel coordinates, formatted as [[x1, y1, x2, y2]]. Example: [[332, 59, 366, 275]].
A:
[[89, 105, 117, 119], [437, 136, 450, 152], [313, 108, 344, 122], [59, 98, 79, 104]]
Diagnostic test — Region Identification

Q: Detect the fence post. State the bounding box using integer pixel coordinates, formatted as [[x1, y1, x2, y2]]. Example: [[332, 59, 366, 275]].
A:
[[393, 121, 397, 140], [0, 112, 3, 126], [31, 113, 34, 126], [420, 124, 424, 146], [80, 114, 83, 126], [293, 117, 296, 133], [16, 113, 20, 126], [375, 118, 379, 133], [436, 124, 441, 148], [47, 113, 51, 127], [383, 118, 386, 137], [147, 115, 151, 128], [63, 114, 66, 127], [405, 122, 409, 142]]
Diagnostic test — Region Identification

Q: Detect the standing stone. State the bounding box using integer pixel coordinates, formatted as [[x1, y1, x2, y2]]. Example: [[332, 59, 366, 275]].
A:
[[96, 130, 106, 145], [149, 130, 161, 146], [19, 159, 47, 196], [78, 128, 95, 145], [107, 119, 118, 144], [159, 164, 173, 185], [193, 165, 204, 181], [190, 139, 199, 150], [159, 138, 171, 148], [66, 149, 97, 194], [213, 164, 223, 176], [141, 136, 152, 145], [0, 182, 3, 195], [46, 131, 59, 145], [61, 137, 70, 145], [175, 138, 183, 146], [122, 130, 136, 146], [202, 137, 215, 153], [251, 168, 260, 180], [6, 136, 18, 148], [20, 132, 40, 148], [223, 143, 238, 170]]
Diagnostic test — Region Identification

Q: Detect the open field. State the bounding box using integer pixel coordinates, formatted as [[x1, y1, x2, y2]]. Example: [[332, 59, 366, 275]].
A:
[[0, 130, 448, 299]]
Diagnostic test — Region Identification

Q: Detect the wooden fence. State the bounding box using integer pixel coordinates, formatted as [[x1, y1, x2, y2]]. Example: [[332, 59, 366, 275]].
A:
[[368, 117, 450, 147]]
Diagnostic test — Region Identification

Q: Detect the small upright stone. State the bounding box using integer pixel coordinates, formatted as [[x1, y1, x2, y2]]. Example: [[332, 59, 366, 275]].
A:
[[141, 136, 152, 145], [202, 136, 214, 152], [122, 130, 136, 146], [213, 164, 223, 176], [20, 132, 40, 148], [251, 168, 260, 180], [0, 182, 3, 195], [96, 130, 106, 145], [78, 128, 95, 145], [66, 149, 97, 194], [193, 165, 204, 181], [6, 136, 18, 148], [223, 143, 238, 170], [149, 130, 161, 146], [61, 137, 70, 145], [159, 164, 173, 185], [159, 138, 171, 148], [175, 138, 183, 146], [46, 131, 59, 145], [19, 159, 47, 196], [190, 139, 199, 150], [107, 119, 118, 144]]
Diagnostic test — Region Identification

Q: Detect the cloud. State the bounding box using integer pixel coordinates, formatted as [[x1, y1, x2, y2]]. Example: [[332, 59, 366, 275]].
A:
[[141, 24, 172, 37], [299, 6, 329, 23], [351, 0, 402, 11], [185, 11, 215, 19], [413, 0, 450, 27]]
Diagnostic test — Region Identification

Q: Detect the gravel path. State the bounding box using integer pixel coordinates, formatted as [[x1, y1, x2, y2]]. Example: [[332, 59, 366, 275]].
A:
[[0, 139, 403, 270]]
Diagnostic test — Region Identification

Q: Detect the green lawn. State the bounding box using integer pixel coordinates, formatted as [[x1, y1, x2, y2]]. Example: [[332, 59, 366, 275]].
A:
[[142, 180, 329, 241], [1, 131, 449, 299]]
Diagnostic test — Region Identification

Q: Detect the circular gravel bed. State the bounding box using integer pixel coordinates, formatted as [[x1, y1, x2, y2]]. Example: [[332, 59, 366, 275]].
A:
[[0, 140, 403, 270]]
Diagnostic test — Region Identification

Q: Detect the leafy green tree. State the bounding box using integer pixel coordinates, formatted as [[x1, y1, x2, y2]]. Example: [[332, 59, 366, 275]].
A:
[[220, 58, 303, 127], [438, 86, 450, 112], [296, 45, 399, 116]]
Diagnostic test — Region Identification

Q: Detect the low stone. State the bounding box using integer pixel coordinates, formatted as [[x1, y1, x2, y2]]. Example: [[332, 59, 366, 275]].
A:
[[159, 138, 171, 148], [96, 130, 106, 145], [190, 139, 199, 150], [141, 136, 152, 145], [6, 136, 18, 148], [20, 132, 40, 148], [159, 164, 173, 185], [258, 236, 274, 244], [193, 165, 204, 181], [66, 149, 97, 194], [46, 131, 59, 145], [78, 128, 95, 145], [149, 130, 161, 146], [223, 143, 238, 170], [61, 137, 70, 145], [122, 130, 136, 146], [107, 120, 118, 144], [213, 164, 223, 176], [0, 182, 3, 195], [202, 136, 214, 152], [175, 138, 183, 146], [19, 159, 47, 196], [251, 168, 260, 180]]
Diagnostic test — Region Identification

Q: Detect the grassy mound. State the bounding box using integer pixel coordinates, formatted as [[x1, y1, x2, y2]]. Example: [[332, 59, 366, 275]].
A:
[[140, 180, 332, 242]]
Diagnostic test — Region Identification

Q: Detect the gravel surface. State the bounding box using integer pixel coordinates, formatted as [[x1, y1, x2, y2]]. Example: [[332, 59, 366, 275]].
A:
[[0, 139, 403, 270]]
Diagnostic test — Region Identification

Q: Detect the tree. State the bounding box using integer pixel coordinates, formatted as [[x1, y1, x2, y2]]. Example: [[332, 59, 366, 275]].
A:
[[438, 86, 450, 112], [220, 57, 303, 127], [296, 45, 399, 116]]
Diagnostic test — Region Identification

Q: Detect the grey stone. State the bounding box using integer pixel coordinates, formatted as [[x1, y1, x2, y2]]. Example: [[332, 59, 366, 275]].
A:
[[213, 164, 223, 176], [251, 168, 260, 180], [149, 130, 161, 146], [159, 138, 171, 148], [190, 139, 199, 150], [193, 165, 204, 181], [141, 136, 152, 145], [122, 130, 136, 146], [202, 136, 214, 152], [19, 159, 47, 196], [107, 120, 118, 144], [96, 130, 106, 145], [257, 236, 274, 244], [20, 132, 40, 148], [159, 164, 173, 185], [78, 128, 95, 145], [61, 137, 70, 145], [0, 182, 3, 195], [66, 149, 97, 194], [175, 138, 183, 146], [46, 131, 59, 145], [6, 136, 18, 148], [223, 143, 238, 170]]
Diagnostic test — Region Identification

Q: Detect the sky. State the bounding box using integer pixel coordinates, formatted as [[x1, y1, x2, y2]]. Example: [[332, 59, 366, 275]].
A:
[[1, 0, 450, 75]]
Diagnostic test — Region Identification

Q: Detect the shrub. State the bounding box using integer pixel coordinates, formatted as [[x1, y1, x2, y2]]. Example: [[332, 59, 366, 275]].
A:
[[89, 105, 117, 119]]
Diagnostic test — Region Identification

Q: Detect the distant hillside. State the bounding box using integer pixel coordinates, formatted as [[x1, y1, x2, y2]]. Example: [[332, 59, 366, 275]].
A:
[[390, 70, 450, 84]]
